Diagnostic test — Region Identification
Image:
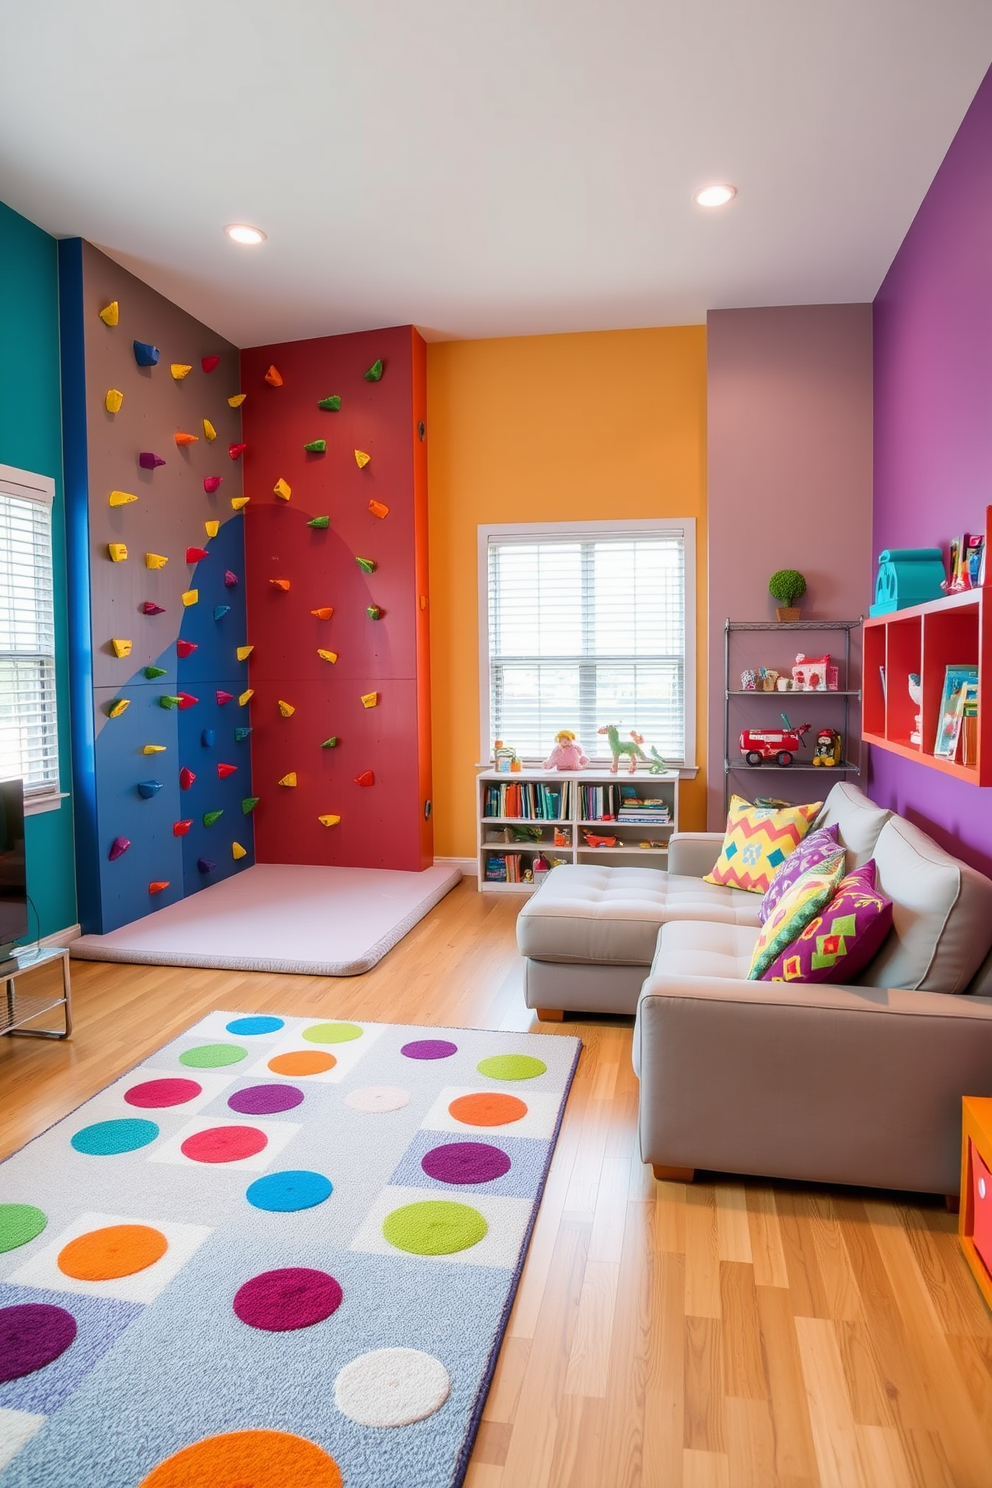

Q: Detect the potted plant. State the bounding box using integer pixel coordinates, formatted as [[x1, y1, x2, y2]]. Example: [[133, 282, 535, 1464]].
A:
[[769, 568, 807, 623]]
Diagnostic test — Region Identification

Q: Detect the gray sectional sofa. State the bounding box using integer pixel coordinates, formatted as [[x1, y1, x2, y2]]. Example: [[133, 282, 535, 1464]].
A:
[[517, 782, 992, 1194]]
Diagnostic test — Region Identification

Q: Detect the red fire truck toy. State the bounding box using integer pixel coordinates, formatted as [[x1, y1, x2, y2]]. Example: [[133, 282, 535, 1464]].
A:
[[739, 714, 811, 767]]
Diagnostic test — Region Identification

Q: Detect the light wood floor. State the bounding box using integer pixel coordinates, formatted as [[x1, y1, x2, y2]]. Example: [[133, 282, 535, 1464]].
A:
[[4, 880, 992, 1488]]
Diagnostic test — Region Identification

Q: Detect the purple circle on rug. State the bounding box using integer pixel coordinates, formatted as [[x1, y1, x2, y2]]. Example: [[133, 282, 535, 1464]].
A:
[[0, 1303, 77, 1384], [227, 1083, 305, 1116], [401, 1039, 458, 1061], [421, 1141, 512, 1185], [233, 1267, 343, 1332]]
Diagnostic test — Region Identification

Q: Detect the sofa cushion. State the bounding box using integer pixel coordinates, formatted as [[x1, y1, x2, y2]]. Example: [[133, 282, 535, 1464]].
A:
[[747, 855, 846, 979], [516, 864, 759, 967], [813, 782, 891, 868], [760, 860, 894, 984], [703, 796, 822, 894], [649, 920, 760, 984], [759, 822, 841, 922], [864, 816, 992, 993]]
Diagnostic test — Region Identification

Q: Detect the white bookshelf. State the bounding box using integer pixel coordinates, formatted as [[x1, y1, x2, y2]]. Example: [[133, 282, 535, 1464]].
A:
[[477, 767, 679, 892]]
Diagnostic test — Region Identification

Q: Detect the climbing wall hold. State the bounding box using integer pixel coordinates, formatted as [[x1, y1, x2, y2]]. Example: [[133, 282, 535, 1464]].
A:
[[355, 556, 377, 574], [306, 515, 330, 530], [181, 589, 198, 607], [224, 570, 239, 587], [213, 604, 231, 620], [171, 364, 193, 380], [142, 744, 167, 754], [317, 649, 338, 664], [203, 810, 224, 827], [145, 553, 168, 569], [277, 700, 296, 717], [108, 543, 128, 562], [133, 341, 160, 367], [318, 394, 341, 411], [235, 727, 252, 742], [218, 762, 237, 778], [273, 478, 292, 501], [99, 301, 119, 327], [361, 692, 379, 709], [108, 699, 130, 717], [203, 419, 217, 442], [236, 644, 253, 660], [105, 388, 124, 413], [137, 781, 163, 799], [197, 858, 215, 873], [216, 690, 233, 705], [175, 431, 199, 446], [201, 355, 221, 374], [241, 796, 259, 814], [231, 841, 247, 860], [354, 449, 371, 468], [264, 365, 283, 387], [159, 696, 181, 709], [311, 606, 334, 620], [139, 452, 167, 470], [109, 491, 138, 508], [205, 520, 220, 537], [318, 814, 341, 826], [303, 439, 326, 453], [143, 666, 167, 680], [269, 578, 290, 592], [173, 820, 193, 836], [179, 768, 196, 790], [186, 546, 209, 563], [229, 443, 247, 459], [177, 692, 198, 710], [228, 393, 246, 408], [278, 772, 298, 787], [364, 358, 384, 382], [231, 496, 250, 510], [142, 601, 165, 615], [177, 640, 198, 658], [239, 688, 254, 705], [201, 729, 216, 747], [109, 836, 131, 860], [355, 770, 375, 786], [148, 881, 170, 894], [321, 737, 339, 749], [204, 477, 222, 495], [369, 501, 390, 521], [367, 606, 382, 620]]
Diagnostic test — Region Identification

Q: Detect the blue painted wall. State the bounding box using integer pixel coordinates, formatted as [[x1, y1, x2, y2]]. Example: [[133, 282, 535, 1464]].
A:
[[0, 201, 77, 939]]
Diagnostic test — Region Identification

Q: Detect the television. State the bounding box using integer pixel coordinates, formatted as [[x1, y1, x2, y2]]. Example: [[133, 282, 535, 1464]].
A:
[[0, 779, 27, 959]]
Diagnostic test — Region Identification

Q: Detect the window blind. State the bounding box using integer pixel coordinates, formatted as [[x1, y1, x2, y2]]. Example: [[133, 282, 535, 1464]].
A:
[[0, 489, 59, 796], [486, 530, 686, 764]]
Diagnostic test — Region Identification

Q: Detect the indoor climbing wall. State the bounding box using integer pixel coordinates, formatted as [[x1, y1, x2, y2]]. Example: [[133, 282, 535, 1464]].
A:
[[240, 326, 432, 871], [59, 241, 254, 934]]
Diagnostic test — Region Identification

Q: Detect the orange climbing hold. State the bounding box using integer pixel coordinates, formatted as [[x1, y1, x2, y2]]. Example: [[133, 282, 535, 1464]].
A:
[[149, 881, 170, 894], [369, 500, 389, 519], [175, 431, 199, 446], [264, 365, 283, 387], [311, 607, 334, 620], [269, 578, 291, 592]]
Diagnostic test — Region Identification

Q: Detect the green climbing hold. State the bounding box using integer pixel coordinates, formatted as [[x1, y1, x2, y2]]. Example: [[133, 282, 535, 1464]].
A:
[[159, 695, 182, 709], [203, 810, 224, 827], [321, 736, 338, 749], [303, 439, 326, 454], [144, 666, 168, 680], [355, 556, 377, 575], [364, 359, 384, 383], [367, 605, 381, 620], [317, 395, 342, 411], [307, 515, 330, 529], [241, 796, 259, 814]]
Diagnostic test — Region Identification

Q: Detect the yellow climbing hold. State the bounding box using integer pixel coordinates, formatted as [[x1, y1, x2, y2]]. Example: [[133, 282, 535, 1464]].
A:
[[99, 301, 119, 327], [205, 520, 219, 538], [105, 388, 124, 413], [145, 553, 168, 569], [277, 700, 296, 717], [318, 814, 341, 827], [273, 478, 291, 501], [231, 496, 250, 511], [232, 841, 247, 860], [354, 449, 371, 468], [108, 543, 128, 562], [142, 744, 167, 754], [203, 418, 217, 442], [239, 688, 254, 706], [317, 649, 338, 664], [369, 499, 389, 519], [278, 772, 298, 787], [236, 645, 253, 661], [109, 490, 138, 507], [361, 691, 379, 709], [182, 589, 198, 607], [111, 638, 133, 658], [171, 363, 192, 380], [108, 698, 130, 718], [228, 393, 246, 408]]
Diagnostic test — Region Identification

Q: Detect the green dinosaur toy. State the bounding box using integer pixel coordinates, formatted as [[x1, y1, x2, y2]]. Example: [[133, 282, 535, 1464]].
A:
[[647, 745, 668, 775], [598, 724, 649, 775]]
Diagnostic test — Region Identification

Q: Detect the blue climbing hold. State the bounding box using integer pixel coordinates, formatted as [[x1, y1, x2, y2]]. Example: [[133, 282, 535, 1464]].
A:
[[234, 727, 252, 742], [201, 729, 216, 748], [133, 340, 160, 367], [213, 604, 231, 621], [197, 857, 216, 873], [137, 780, 163, 799]]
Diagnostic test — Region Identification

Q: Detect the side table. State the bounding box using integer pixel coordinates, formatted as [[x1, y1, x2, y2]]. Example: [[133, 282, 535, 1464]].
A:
[[959, 1096, 992, 1310], [0, 945, 72, 1040]]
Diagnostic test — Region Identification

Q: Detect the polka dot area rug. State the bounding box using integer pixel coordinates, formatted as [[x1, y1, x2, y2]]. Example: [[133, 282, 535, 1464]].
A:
[[0, 1012, 580, 1488]]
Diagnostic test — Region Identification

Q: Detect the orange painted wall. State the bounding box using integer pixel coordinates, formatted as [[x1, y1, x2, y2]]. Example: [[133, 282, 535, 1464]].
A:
[[426, 326, 708, 860]]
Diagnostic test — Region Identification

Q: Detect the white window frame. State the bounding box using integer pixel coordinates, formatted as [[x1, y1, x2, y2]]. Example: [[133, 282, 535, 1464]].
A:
[[478, 518, 697, 774], [0, 462, 62, 813]]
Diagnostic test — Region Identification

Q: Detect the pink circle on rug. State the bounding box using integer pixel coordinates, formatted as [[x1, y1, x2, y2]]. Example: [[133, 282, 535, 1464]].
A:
[[233, 1267, 343, 1332], [124, 1078, 202, 1109], [0, 1303, 77, 1384], [400, 1039, 458, 1060], [181, 1126, 268, 1163], [421, 1141, 512, 1185], [227, 1084, 304, 1116]]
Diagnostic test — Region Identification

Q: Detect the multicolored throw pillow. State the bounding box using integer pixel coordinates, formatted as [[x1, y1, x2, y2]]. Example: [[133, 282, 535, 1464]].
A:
[[703, 795, 823, 895], [746, 854, 846, 980], [759, 860, 894, 984], [758, 822, 841, 923]]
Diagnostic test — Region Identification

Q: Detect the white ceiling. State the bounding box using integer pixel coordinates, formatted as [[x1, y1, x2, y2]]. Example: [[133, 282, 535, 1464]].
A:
[[2, 2, 991, 347]]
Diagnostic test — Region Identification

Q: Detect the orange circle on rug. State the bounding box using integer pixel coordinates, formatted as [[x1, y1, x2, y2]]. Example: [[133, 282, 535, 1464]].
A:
[[137, 1429, 342, 1488], [447, 1092, 528, 1127], [268, 1050, 337, 1076], [180, 1126, 268, 1163], [58, 1223, 168, 1281]]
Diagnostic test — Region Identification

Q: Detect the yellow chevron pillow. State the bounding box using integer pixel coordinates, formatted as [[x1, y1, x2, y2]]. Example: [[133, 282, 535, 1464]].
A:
[[703, 795, 823, 894]]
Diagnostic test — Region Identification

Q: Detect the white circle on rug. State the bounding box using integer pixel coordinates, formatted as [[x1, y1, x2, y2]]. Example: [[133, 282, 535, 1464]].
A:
[[345, 1086, 410, 1114], [334, 1347, 450, 1427]]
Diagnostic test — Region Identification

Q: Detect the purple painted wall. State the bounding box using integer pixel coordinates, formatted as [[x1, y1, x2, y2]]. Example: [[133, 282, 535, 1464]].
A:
[[707, 306, 874, 828], [872, 64, 992, 876]]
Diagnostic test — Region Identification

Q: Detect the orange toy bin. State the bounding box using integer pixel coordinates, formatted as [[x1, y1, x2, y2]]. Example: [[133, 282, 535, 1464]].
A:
[[959, 1097, 992, 1309]]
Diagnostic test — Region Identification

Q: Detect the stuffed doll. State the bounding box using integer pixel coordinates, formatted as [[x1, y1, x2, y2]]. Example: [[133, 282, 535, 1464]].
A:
[[543, 730, 589, 771]]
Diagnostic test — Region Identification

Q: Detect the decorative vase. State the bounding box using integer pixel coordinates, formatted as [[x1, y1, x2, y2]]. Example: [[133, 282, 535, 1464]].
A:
[[775, 607, 801, 623]]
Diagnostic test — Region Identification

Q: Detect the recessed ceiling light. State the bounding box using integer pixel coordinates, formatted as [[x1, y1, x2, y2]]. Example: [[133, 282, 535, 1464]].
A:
[[225, 224, 267, 245], [694, 185, 737, 208]]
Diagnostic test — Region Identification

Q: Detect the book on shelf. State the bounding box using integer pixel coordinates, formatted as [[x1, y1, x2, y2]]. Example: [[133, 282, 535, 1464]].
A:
[[484, 854, 507, 882], [934, 664, 978, 759], [483, 781, 570, 820], [960, 680, 980, 766]]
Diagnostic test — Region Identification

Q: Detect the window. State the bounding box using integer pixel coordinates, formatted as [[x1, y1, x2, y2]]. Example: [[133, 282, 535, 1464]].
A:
[[0, 465, 59, 801], [480, 519, 695, 768]]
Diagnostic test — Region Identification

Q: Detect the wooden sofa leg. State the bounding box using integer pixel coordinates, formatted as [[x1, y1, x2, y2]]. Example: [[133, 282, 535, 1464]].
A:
[[535, 1007, 565, 1022], [652, 1164, 695, 1183]]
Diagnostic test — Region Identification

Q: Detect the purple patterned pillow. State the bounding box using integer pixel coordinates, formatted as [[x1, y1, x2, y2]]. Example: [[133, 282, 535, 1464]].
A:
[[759, 861, 894, 984], [758, 822, 841, 924]]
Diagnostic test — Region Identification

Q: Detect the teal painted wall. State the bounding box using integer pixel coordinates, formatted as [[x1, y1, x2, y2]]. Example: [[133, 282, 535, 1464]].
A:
[[0, 200, 77, 937]]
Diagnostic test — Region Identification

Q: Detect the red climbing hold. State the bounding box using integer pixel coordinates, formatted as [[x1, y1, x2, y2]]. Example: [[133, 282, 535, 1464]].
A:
[[185, 546, 209, 563], [177, 640, 198, 658], [355, 771, 375, 787], [215, 690, 233, 706], [179, 769, 196, 791], [201, 355, 221, 374], [177, 692, 198, 710], [229, 443, 247, 460], [173, 819, 193, 835], [217, 763, 238, 779]]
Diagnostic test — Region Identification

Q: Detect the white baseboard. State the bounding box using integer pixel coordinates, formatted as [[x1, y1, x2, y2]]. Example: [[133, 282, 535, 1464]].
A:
[[39, 924, 81, 949], [434, 856, 478, 877]]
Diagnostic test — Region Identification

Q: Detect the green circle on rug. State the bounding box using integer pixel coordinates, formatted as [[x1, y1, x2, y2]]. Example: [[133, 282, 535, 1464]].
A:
[[179, 1043, 248, 1068], [301, 1022, 364, 1045], [476, 1054, 547, 1081], [0, 1203, 47, 1253], [382, 1200, 488, 1256]]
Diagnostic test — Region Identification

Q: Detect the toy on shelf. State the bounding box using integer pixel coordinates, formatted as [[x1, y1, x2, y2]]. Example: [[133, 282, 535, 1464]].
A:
[[741, 669, 757, 691], [812, 728, 842, 766], [908, 672, 923, 745], [598, 724, 649, 774], [542, 730, 588, 771], [769, 569, 806, 623], [870, 548, 946, 616], [583, 832, 617, 848], [553, 828, 569, 847], [740, 714, 811, 767], [493, 740, 518, 774]]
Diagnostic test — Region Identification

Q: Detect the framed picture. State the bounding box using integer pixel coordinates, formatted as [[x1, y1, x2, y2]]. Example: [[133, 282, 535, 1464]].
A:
[[934, 665, 978, 759]]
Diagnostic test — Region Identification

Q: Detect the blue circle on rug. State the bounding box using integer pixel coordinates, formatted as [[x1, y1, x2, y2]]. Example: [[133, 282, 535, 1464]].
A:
[[421, 1141, 512, 1185], [71, 1119, 159, 1156], [225, 1016, 285, 1036], [401, 1039, 458, 1061], [228, 1083, 305, 1115], [246, 1170, 333, 1212]]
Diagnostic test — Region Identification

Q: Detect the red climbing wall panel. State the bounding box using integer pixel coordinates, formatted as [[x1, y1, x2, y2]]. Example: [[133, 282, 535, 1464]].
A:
[[240, 326, 432, 870]]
